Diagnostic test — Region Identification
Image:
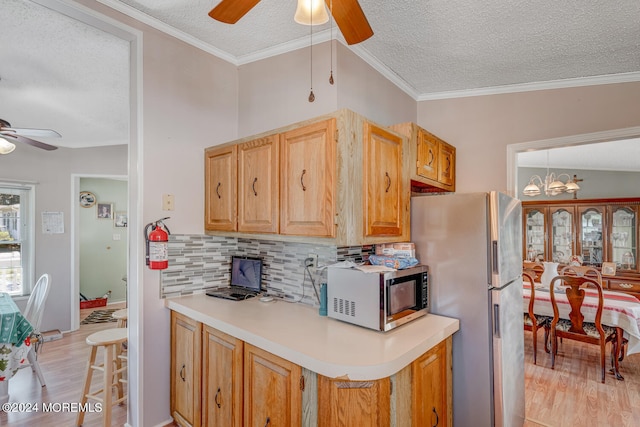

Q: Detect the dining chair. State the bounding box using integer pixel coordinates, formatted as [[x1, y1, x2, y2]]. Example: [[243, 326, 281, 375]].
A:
[[559, 265, 602, 283], [522, 270, 551, 364], [558, 265, 629, 362], [548, 274, 618, 383], [20, 273, 51, 387]]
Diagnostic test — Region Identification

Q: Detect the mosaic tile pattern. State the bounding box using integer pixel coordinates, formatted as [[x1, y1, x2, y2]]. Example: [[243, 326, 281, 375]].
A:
[[161, 234, 373, 307]]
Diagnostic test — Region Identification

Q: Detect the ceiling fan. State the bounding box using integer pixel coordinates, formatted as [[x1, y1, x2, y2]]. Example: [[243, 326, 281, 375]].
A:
[[209, 0, 374, 45], [0, 118, 60, 151]]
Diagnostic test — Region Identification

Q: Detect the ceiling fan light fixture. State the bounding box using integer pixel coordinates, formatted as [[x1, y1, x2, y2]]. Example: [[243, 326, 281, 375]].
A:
[[0, 137, 16, 155], [294, 0, 329, 25]]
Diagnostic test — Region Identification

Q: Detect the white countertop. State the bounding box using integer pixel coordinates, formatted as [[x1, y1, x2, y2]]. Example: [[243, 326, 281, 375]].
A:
[[165, 294, 459, 380]]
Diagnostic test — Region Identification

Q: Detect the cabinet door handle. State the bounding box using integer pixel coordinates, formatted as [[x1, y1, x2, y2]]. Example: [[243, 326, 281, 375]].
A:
[[444, 156, 451, 175], [252, 177, 258, 196], [428, 148, 435, 166], [300, 169, 307, 191], [385, 172, 391, 193], [264, 416, 271, 427], [215, 387, 221, 408], [432, 407, 439, 427], [179, 364, 186, 382], [216, 182, 222, 199]]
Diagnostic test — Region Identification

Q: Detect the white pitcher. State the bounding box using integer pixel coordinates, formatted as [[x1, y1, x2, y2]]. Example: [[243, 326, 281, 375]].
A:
[[541, 261, 559, 288]]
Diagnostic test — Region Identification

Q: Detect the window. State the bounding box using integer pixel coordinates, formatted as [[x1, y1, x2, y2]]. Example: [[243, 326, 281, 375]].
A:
[[0, 184, 34, 296]]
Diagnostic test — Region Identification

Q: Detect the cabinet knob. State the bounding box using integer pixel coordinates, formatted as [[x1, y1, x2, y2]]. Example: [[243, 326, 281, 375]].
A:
[[215, 387, 221, 408], [300, 169, 307, 191], [179, 364, 186, 382], [432, 407, 439, 427]]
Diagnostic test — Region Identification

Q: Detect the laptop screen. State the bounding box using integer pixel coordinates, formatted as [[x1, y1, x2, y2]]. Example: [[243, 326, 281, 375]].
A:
[[230, 256, 263, 292]]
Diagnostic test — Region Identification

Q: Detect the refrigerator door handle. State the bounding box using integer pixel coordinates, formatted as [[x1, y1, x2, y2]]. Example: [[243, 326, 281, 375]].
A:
[[493, 303, 500, 338], [492, 240, 499, 273]]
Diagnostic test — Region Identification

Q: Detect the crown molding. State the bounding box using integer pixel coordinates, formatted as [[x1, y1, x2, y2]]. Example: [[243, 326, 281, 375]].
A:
[[96, 0, 238, 65], [418, 72, 640, 101]]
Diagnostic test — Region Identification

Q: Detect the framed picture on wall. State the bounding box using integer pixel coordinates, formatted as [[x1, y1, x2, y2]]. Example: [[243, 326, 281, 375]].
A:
[[79, 191, 96, 208], [114, 211, 127, 227], [97, 203, 113, 219]]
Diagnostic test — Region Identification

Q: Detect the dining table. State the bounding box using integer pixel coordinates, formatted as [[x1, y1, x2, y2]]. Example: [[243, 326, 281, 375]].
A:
[[523, 283, 640, 380], [0, 292, 34, 404]]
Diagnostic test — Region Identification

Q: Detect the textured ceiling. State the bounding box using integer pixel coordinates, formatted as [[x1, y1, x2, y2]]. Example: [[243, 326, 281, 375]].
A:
[[1, 0, 639, 157]]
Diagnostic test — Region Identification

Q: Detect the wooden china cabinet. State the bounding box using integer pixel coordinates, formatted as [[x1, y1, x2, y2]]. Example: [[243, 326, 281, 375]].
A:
[[523, 198, 640, 299]]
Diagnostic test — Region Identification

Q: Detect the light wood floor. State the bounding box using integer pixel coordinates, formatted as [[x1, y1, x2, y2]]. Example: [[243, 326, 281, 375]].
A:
[[0, 303, 128, 427], [523, 330, 640, 427]]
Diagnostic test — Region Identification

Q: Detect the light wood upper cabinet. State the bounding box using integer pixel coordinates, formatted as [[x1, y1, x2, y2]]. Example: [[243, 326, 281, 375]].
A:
[[205, 145, 237, 232], [204, 109, 410, 245], [280, 119, 336, 237], [202, 326, 243, 427], [244, 344, 302, 427], [171, 312, 202, 427], [363, 122, 404, 237], [390, 122, 456, 193], [237, 136, 279, 234]]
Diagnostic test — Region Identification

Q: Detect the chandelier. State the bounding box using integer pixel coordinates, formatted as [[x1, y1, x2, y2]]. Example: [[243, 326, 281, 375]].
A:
[[522, 150, 581, 197]]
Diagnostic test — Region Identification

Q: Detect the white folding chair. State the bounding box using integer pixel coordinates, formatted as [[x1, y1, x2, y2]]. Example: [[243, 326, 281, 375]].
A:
[[21, 273, 51, 387]]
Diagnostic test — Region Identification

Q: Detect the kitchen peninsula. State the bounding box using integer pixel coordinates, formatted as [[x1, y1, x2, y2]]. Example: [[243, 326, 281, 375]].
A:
[[166, 295, 459, 427]]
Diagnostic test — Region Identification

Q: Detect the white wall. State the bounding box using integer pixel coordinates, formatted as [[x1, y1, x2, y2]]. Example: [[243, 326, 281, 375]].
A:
[[417, 82, 640, 193], [79, 177, 128, 302], [518, 167, 640, 200], [237, 40, 416, 137], [0, 145, 127, 331]]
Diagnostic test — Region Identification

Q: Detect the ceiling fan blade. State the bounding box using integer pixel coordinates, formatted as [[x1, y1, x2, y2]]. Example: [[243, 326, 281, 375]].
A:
[[0, 132, 58, 151], [5, 127, 61, 138], [326, 0, 373, 45], [209, 0, 261, 24]]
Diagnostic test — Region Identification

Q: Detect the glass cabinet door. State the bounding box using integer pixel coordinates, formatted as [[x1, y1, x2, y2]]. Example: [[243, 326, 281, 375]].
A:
[[578, 206, 605, 268], [610, 206, 637, 272], [524, 207, 546, 261], [550, 207, 573, 264]]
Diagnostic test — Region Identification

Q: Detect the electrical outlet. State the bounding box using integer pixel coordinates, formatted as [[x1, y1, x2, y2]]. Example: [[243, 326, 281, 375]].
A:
[[306, 253, 318, 268]]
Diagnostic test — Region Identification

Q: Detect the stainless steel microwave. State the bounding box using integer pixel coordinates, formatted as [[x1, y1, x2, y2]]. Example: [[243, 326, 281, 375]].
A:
[[326, 265, 428, 331]]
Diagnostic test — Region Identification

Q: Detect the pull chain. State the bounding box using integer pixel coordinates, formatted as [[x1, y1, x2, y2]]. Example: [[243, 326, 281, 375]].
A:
[[308, 0, 315, 102], [329, 0, 334, 85]]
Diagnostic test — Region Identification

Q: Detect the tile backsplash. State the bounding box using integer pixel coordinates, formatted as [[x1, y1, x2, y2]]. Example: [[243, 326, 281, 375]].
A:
[[161, 234, 372, 307]]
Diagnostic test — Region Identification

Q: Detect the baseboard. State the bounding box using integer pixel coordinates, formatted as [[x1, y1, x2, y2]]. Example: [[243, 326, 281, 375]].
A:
[[41, 329, 63, 342]]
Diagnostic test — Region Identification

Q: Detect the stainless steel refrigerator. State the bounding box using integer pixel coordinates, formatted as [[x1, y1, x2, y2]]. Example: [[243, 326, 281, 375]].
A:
[[411, 192, 524, 427]]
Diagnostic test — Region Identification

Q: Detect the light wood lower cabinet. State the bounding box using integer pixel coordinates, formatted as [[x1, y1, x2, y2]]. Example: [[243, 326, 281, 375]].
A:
[[244, 343, 302, 427], [170, 312, 451, 427], [411, 337, 451, 427], [170, 311, 202, 427], [318, 376, 391, 426], [202, 326, 243, 427]]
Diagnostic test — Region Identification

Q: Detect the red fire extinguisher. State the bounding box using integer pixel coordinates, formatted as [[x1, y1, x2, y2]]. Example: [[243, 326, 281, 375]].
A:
[[145, 217, 170, 270]]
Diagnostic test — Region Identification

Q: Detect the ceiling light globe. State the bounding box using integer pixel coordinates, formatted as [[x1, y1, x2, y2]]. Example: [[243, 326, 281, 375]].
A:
[[294, 0, 329, 25], [548, 180, 566, 192], [523, 183, 541, 196], [564, 181, 580, 193], [0, 137, 16, 154]]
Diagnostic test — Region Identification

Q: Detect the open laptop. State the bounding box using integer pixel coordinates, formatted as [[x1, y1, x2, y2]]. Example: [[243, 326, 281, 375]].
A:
[[206, 256, 263, 301]]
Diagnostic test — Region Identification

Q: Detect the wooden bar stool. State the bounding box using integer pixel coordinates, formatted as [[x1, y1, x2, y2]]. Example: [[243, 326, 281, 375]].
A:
[[112, 308, 128, 328], [76, 328, 128, 426]]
